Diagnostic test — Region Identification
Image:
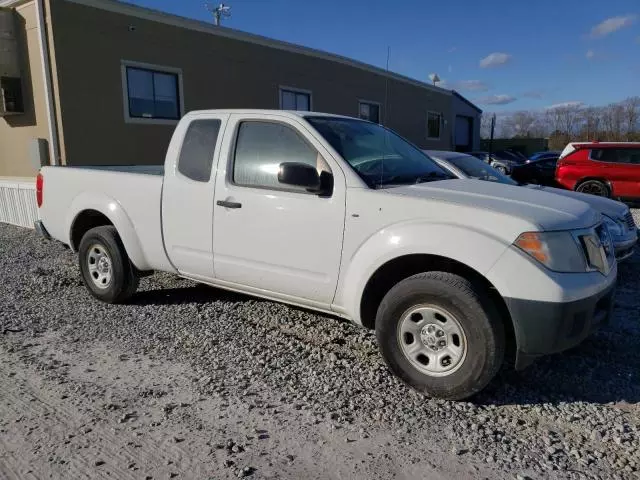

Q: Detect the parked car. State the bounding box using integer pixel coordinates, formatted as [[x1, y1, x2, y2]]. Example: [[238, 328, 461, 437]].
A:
[[528, 151, 561, 162], [511, 157, 559, 186], [426, 150, 637, 262], [556, 142, 640, 200], [467, 150, 526, 174], [36, 110, 617, 401]]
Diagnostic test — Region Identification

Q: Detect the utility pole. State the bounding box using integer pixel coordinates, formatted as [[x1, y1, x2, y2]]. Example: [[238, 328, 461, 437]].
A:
[[205, 2, 231, 26]]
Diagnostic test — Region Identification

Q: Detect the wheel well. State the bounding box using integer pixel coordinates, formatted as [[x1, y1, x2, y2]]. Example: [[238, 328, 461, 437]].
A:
[[359, 254, 515, 353], [70, 210, 113, 250]]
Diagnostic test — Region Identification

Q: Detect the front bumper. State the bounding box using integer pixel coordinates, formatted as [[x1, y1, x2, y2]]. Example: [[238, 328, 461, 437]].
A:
[[509, 279, 616, 370]]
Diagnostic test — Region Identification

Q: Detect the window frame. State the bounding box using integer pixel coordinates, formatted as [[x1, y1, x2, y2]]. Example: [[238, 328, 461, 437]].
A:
[[427, 111, 442, 140], [357, 99, 381, 124], [278, 86, 313, 112], [228, 119, 331, 196], [121, 60, 185, 125]]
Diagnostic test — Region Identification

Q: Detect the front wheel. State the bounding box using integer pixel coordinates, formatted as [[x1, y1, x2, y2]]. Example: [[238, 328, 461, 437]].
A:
[[375, 272, 505, 400], [78, 226, 139, 303]]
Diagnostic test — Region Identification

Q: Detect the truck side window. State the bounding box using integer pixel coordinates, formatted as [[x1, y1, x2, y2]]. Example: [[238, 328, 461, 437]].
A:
[[233, 121, 325, 191], [177, 119, 221, 182]]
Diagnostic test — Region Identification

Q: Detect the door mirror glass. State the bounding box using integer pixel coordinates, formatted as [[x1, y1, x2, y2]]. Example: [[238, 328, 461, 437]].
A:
[[278, 162, 332, 195], [278, 161, 319, 188]]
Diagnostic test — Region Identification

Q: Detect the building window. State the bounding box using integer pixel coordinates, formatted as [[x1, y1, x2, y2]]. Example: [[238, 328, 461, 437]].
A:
[[427, 112, 442, 139], [121, 61, 184, 124], [280, 87, 311, 111], [358, 101, 380, 123]]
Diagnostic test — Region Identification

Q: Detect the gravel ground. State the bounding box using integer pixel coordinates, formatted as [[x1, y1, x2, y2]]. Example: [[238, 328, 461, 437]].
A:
[[1, 212, 639, 480]]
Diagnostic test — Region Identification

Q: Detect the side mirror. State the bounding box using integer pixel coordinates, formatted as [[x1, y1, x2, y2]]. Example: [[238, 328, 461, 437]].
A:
[[278, 162, 332, 196]]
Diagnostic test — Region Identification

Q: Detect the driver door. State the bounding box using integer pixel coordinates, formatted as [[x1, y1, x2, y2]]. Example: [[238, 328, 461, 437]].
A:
[[211, 114, 346, 306]]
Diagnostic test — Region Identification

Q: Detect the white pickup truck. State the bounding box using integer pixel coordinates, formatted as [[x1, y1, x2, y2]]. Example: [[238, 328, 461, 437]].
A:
[[36, 110, 617, 400]]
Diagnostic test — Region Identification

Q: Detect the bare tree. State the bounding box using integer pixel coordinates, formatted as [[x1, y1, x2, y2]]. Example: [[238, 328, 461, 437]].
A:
[[622, 97, 640, 140], [580, 107, 601, 140], [480, 113, 494, 139], [503, 111, 539, 137]]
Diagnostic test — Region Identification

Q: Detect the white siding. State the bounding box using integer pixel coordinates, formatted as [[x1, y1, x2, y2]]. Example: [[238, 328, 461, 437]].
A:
[[0, 178, 38, 228]]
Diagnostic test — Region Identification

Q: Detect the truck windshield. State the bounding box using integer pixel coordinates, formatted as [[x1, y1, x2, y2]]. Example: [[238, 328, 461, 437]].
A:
[[306, 117, 454, 188]]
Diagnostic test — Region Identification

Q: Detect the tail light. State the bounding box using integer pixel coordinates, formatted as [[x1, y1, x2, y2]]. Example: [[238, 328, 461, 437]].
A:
[[36, 172, 43, 208]]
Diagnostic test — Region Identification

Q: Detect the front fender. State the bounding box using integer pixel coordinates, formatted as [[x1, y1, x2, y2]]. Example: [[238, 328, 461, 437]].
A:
[[334, 221, 511, 324], [66, 192, 150, 271]]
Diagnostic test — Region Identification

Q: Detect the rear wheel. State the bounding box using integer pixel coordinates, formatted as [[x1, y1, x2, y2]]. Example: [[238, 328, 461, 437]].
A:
[[375, 272, 505, 400], [576, 179, 609, 197], [78, 226, 139, 303]]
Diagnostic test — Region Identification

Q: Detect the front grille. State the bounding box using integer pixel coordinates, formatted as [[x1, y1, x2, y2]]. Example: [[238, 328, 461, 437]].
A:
[[624, 211, 636, 231]]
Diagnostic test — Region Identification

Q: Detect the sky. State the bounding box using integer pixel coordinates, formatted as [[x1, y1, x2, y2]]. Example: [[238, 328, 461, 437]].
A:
[[128, 0, 639, 113]]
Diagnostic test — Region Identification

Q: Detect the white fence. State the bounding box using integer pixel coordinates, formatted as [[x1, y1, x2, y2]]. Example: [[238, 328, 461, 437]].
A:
[[0, 178, 38, 229]]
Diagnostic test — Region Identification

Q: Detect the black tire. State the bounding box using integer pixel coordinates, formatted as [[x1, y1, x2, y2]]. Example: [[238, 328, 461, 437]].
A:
[[78, 226, 139, 303], [575, 179, 610, 198], [375, 272, 505, 400]]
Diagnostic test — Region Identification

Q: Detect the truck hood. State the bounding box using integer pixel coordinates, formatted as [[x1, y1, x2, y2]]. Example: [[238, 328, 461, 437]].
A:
[[387, 179, 600, 231], [526, 185, 628, 219]]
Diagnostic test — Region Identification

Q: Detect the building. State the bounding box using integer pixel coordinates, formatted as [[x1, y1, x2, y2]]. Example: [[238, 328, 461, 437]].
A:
[[0, 0, 481, 228]]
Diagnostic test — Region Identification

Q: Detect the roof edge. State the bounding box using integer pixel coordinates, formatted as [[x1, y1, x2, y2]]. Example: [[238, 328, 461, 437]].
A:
[[63, 0, 452, 97], [452, 90, 482, 113]]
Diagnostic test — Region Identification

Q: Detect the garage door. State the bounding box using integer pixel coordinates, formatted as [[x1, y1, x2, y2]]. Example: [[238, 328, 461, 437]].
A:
[[455, 116, 471, 151]]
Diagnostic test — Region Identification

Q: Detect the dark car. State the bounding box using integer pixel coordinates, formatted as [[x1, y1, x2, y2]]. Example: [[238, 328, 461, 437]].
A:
[[511, 156, 559, 186], [467, 150, 526, 175], [528, 151, 561, 162]]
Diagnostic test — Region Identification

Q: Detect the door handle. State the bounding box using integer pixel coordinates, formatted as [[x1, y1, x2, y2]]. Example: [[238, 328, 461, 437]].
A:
[[216, 200, 242, 209]]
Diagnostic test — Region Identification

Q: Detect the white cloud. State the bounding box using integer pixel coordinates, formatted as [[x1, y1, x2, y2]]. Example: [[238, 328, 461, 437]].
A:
[[448, 64, 453, 73], [447, 47, 457, 53], [546, 101, 584, 110], [586, 49, 595, 59], [522, 90, 544, 99], [478, 94, 517, 105], [455, 80, 490, 92], [590, 15, 637, 38], [479, 52, 512, 68]]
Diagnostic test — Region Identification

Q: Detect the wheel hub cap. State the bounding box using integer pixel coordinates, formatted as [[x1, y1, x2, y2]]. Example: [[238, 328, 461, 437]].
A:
[[87, 244, 112, 289], [397, 305, 468, 377]]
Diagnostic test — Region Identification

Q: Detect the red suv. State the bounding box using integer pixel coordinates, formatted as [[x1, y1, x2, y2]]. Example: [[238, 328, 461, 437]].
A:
[[556, 142, 640, 199]]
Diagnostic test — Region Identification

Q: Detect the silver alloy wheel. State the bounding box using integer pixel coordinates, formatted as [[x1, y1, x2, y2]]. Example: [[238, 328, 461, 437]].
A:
[[87, 244, 112, 289], [397, 305, 468, 377]]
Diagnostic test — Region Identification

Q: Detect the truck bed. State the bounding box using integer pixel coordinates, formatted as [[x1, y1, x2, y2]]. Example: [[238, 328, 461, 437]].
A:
[[39, 165, 172, 272]]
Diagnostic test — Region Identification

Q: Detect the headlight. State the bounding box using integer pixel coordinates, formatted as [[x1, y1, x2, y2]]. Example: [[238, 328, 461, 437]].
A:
[[514, 231, 587, 272], [602, 215, 623, 237]]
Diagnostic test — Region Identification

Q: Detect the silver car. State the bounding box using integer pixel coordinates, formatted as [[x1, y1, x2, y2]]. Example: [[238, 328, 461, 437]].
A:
[[426, 150, 638, 262]]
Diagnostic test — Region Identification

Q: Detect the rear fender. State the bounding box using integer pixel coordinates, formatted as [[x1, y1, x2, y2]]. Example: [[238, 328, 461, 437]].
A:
[[66, 192, 150, 270]]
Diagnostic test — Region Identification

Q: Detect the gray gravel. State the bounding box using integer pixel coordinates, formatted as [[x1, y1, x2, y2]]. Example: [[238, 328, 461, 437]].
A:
[[1, 213, 640, 479]]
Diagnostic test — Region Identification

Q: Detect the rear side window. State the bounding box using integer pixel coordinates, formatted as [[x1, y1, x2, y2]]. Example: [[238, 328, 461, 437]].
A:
[[233, 121, 322, 191], [591, 148, 640, 164], [177, 119, 221, 182]]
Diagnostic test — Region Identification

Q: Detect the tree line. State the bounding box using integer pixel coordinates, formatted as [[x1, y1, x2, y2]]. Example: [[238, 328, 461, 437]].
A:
[[481, 96, 640, 150]]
